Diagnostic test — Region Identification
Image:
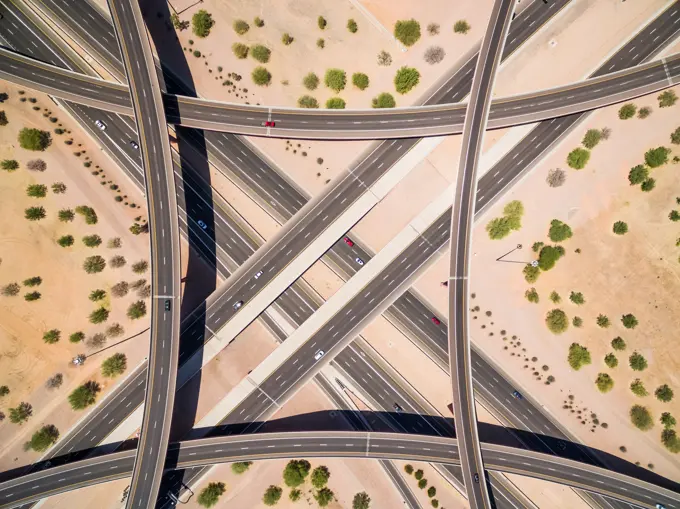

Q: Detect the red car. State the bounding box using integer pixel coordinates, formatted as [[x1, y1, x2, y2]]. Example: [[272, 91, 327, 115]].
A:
[[431, 316, 441, 325], [262, 121, 276, 127], [343, 237, 354, 247]]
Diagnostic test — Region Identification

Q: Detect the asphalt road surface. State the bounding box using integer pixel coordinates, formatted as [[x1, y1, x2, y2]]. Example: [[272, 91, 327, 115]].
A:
[[106, 1, 181, 507], [1, 432, 678, 509], [2, 44, 680, 138], [448, 0, 515, 507]]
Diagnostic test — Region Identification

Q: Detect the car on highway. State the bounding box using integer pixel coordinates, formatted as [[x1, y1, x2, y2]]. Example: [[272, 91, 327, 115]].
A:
[[512, 390, 523, 400], [197, 220, 208, 230], [355, 257, 364, 266], [343, 237, 354, 247], [431, 316, 441, 325], [254, 270, 263, 279], [473, 473, 480, 483], [656, 505, 667, 509], [314, 350, 325, 361], [393, 403, 403, 412], [262, 121, 275, 127], [164, 300, 171, 311], [233, 300, 243, 311], [94, 119, 107, 131], [129, 140, 139, 150]]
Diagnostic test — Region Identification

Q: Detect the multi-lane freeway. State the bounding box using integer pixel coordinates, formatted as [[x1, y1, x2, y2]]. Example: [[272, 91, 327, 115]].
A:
[[1, 44, 680, 138], [449, 0, 515, 507], [106, 1, 181, 508], [1, 432, 679, 509]]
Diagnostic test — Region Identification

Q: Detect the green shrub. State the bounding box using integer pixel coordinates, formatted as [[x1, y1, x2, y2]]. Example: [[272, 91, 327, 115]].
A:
[[568, 343, 591, 370], [57, 235, 74, 247], [25, 206, 46, 221], [638, 107, 652, 119], [0, 111, 7, 126], [311, 465, 330, 488], [630, 379, 648, 397], [251, 45, 271, 63], [24, 291, 41, 301], [282, 33, 294, 45], [612, 221, 628, 235], [671, 127, 680, 145], [640, 178, 656, 192], [232, 43, 249, 59], [394, 19, 421, 46], [51, 182, 66, 194], [611, 337, 626, 351], [394, 66, 420, 94], [545, 309, 568, 334], [604, 353, 618, 368], [596, 373, 614, 393], [353, 492, 371, 509], [317, 38, 325, 49], [372, 92, 396, 108], [26, 425, 59, 452], [18, 128, 51, 151], [454, 20, 471, 34], [658, 90, 678, 108], [192, 50, 201, 58], [89, 289, 106, 301], [252, 67, 272, 86], [523, 263, 540, 283], [1, 159, 18, 171], [644, 146, 670, 168], [197, 482, 226, 508], [630, 405, 653, 430], [26, 184, 47, 198], [23, 276, 42, 287], [314, 488, 335, 507], [548, 291, 561, 304], [289, 489, 301, 502], [671, 210, 680, 222], [8, 402, 32, 423], [414, 469, 424, 480], [318, 16, 327, 30], [0, 385, 9, 396], [486, 217, 511, 239], [75, 205, 98, 224], [352, 72, 370, 90], [404, 464, 414, 474], [582, 129, 603, 149], [569, 291, 584, 305], [629, 351, 648, 371], [303, 72, 320, 91], [661, 412, 676, 429], [82, 234, 102, 248], [621, 313, 638, 329], [548, 219, 573, 242], [627, 164, 648, 185], [326, 97, 346, 109], [231, 461, 253, 474], [89, 307, 109, 324], [127, 300, 147, 320], [655, 384, 674, 403], [68, 381, 100, 410], [618, 103, 636, 119], [233, 19, 249, 35], [283, 460, 311, 487], [43, 329, 60, 344], [347, 19, 358, 33], [192, 10, 214, 37], [254, 16, 265, 27], [661, 429, 680, 453], [418, 479, 427, 489], [83, 255, 106, 274], [325, 69, 347, 92], [69, 331, 85, 343], [298, 95, 319, 108], [572, 316, 583, 327], [538, 245, 562, 271], [101, 353, 127, 378], [525, 288, 539, 303], [263, 485, 282, 506], [427, 486, 436, 498], [596, 314, 610, 328], [567, 148, 590, 169]]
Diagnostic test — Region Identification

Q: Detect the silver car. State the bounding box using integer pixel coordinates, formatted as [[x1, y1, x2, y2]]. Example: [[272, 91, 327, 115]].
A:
[[355, 257, 364, 266], [233, 300, 243, 311]]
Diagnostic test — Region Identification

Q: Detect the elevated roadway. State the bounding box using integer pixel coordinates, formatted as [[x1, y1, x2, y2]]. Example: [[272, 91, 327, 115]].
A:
[[1, 45, 680, 138], [0, 432, 678, 509], [448, 0, 515, 507], [106, 0, 181, 507]]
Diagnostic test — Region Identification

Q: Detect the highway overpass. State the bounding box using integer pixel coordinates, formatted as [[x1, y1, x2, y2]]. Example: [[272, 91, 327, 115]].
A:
[[0, 432, 677, 509]]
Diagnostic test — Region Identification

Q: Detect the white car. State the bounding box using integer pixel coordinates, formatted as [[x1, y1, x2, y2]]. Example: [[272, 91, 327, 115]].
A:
[[254, 271, 263, 279], [233, 300, 244, 311], [94, 119, 107, 131], [197, 220, 207, 230], [355, 257, 364, 266], [129, 140, 139, 150], [314, 350, 325, 361]]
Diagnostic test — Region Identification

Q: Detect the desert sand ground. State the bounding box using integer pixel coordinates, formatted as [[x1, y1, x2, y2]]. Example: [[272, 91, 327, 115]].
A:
[[0, 85, 155, 469]]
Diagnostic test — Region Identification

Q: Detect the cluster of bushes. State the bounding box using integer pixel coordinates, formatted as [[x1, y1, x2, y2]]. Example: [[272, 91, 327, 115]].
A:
[[485, 200, 524, 240]]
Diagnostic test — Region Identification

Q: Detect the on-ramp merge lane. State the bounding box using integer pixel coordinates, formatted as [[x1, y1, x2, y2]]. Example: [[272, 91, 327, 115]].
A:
[[449, 0, 515, 507], [106, 1, 181, 508]]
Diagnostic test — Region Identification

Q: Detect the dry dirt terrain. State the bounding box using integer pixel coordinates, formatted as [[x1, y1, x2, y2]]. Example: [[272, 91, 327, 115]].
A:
[[0, 85, 152, 469]]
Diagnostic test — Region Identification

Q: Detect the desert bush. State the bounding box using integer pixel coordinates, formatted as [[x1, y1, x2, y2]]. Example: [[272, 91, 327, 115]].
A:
[[629, 351, 648, 371], [618, 103, 636, 119], [582, 129, 603, 149], [525, 288, 539, 303], [69, 331, 85, 343], [325, 69, 347, 92], [641, 178, 656, 192], [83, 255, 106, 274], [106, 323, 124, 338], [132, 260, 148, 274], [612, 221, 628, 235], [311, 465, 331, 488], [26, 184, 47, 198], [283, 459, 311, 487], [627, 164, 649, 185], [630, 405, 653, 430], [111, 281, 129, 298], [107, 237, 122, 249], [630, 379, 648, 397], [318, 16, 327, 29], [372, 92, 396, 108], [317, 38, 325, 49], [546, 168, 566, 187], [127, 300, 147, 320], [377, 50, 392, 66], [523, 263, 540, 283], [89, 289, 106, 302], [18, 128, 51, 151], [298, 95, 319, 108], [394, 19, 421, 46], [45, 373, 63, 389], [51, 182, 66, 194], [26, 159, 46, 172], [68, 381, 100, 410], [352, 72, 370, 90], [26, 424, 59, 452], [303, 72, 319, 91], [23, 277, 42, 287], [572, 316, 583, 327], [1, 282, 20, 297], [347, 19, 358, 33], [263, 485, 282, 506], [231, 461, 253, 474], [75, 205, 98, 224], [43, 329, 60, 344], [671, 127, 680, 145], [232, 19, 249, 35], [1, 159, 18, 171], [198, 482, 226, 508], [89, 307, 109, 324], [82, 234, 102, 248], [424, 46, 445, 64], [656, 384, 674, 403], [282, 33, 294, 45], [24, 291, 41, 302], [658, 90, 678, 108], [568, 343, 591, 370], [192, 10, 214, 37], [326, 97, 346, 109], [644, 146, 670, 168], [454, 20, 471, 34], [604, 353, 618, 368], [394, 67, 420, 94], [110, 255, 126, 268], [427, 23, 440, 35], [538, 245, 562, 271], [548, 219, 573, 242], [545, 309, 568, 334], [254, 16, 264, 27], [567, 148, 590, 169], [252, 67, 272, 86], [232, 43, 249, 59], [251, 45, 271, 63], [661, 412, 677, 429], [621, 313, 638, 329], [638, 107, 652, 119], [25, 206, 46, 221], [596, 373, 614, 393], [101, 353, 127, 378], [550, 291, 561, 303]]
